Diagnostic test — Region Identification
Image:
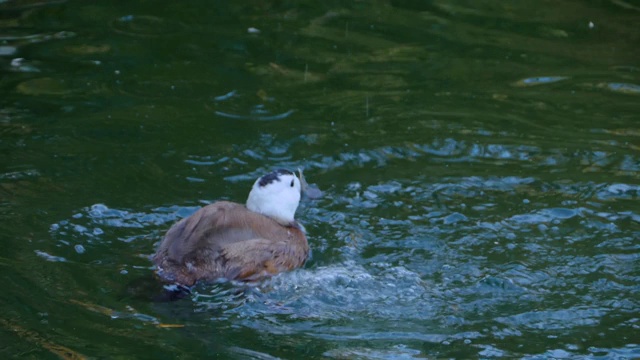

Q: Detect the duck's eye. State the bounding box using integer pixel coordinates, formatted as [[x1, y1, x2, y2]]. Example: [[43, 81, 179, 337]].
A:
[[290, 180, 295, 187]]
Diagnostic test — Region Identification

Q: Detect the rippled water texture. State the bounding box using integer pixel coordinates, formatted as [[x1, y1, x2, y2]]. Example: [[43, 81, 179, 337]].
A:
[[2, 0, 639, 358]]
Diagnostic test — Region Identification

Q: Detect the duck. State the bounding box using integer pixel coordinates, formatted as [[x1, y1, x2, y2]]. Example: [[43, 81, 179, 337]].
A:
[[152, 169, 309, 288]]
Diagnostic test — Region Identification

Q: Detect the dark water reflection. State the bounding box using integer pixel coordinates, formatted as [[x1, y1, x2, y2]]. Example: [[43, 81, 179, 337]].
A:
[[2, 0, 639, 358]]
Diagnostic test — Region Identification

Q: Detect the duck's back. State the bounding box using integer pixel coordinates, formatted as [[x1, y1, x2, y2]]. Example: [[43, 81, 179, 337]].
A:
[[153, 201, 308, 286]]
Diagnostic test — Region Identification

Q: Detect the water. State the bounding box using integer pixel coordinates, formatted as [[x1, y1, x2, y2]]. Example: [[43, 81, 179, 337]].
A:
[[1, 0, 639, 358]]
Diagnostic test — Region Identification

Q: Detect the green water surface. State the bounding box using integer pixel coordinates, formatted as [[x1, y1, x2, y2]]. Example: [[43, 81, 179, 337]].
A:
[[1, 0, 639, 358]]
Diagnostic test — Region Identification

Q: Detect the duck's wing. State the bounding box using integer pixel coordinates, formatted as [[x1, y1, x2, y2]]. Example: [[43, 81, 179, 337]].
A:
[[219, 237, 308, 281], [159, 201, 257, 263]]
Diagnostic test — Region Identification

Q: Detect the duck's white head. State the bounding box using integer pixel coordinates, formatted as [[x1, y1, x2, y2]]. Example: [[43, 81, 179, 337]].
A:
[[246, 169, 301, 225]]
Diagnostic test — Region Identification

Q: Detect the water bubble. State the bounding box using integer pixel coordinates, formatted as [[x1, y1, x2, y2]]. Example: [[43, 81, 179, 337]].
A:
[[89, 204, 109, 217]]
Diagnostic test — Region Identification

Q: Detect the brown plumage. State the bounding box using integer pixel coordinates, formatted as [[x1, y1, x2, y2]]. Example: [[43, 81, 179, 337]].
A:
[[153, 201, 309, 286]]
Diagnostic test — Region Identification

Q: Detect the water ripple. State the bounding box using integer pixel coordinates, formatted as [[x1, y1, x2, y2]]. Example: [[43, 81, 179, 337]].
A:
[[512, 76, 569, 87], [44, 143, 639, 358], [111, 15, 186, 37], [496, 307, 607, 330], [209, 90, 297, 121]]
